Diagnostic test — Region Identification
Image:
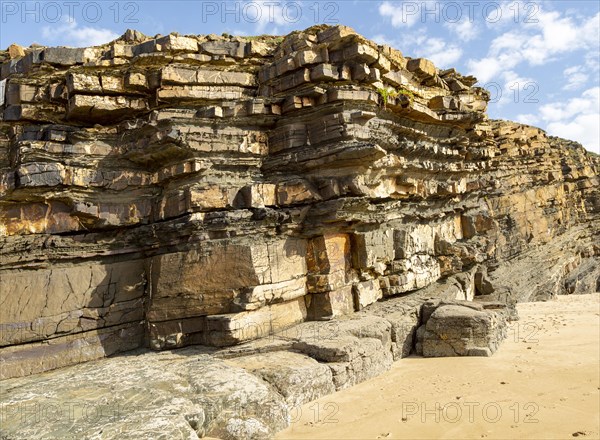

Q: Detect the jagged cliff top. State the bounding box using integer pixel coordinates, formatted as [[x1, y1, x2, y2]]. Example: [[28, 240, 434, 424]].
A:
[[0, 24, 497, 144], [2, 24, 478, 81], [3, 24, 596, 159]]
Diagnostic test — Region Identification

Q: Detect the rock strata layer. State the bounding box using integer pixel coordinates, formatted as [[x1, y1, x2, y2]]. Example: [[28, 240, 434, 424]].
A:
[[0, 24, 599, 386]]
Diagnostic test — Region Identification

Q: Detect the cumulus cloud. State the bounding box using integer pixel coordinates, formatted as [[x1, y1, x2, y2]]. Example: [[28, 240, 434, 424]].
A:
[[519, 10, 599, 64], [494, 70, 537, 107], [535, 87, 600, 153], [446, 19, 479, 42], [41, 17, 118, 47], [371, 34, 388, 46], [548, 114, 600, 154], [538, 87, 599, 122], [377, 1, 469, 66], [584, 50, 600, 73], [378, 1, 423, 28], [467, 8, 600, 82], [482, 0, 537, 28], [249, 0, 289, 34], [562, 66, 590, 91], [418, 37, 463, 67], [515, 113, 541, 125]]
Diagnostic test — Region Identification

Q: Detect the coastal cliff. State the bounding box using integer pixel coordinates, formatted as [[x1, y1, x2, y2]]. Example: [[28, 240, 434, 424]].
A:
[[0, 24, 598, 417]]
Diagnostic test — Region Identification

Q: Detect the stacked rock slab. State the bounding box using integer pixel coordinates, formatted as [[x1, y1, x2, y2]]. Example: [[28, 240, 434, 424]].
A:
[[0, 25, 599, 379]]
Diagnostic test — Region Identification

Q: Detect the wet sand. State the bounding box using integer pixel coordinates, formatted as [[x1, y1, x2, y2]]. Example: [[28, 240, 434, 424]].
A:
[[276, 293, 600, 440]]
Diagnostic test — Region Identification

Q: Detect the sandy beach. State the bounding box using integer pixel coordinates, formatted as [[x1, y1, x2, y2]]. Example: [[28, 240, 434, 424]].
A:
[[276, 293, 600, 440]]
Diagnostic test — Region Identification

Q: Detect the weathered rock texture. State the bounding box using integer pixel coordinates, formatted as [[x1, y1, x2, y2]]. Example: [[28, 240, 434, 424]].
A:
[[0, 289, 506, 439], [1, 24, 599, 385]]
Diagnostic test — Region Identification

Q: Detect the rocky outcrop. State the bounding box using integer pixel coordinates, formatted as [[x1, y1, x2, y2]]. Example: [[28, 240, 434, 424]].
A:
[[0, 24, 599, 386]]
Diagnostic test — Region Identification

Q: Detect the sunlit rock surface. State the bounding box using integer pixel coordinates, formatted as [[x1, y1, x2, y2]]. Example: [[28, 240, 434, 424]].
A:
[[0, 24, 599, 438]]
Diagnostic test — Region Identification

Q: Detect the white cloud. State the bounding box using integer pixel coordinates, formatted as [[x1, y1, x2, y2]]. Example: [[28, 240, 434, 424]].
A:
[[377, 1, 464, 67], [41, 17, 117, 47], [418, 38, 462, 67], [378, 1, 422, 28], [562, 66, 589, 91], [371, 34, 391, 46], [547, 113, 600, 154], [515, 113, 541, 125], [496, 70, 536, 107], [517, 11, 599, 65], [371, 28, 436, 64], [250, 0, 288, 34], [376, 34, 463, 69], [446, 19, 479, 42], [584, 50, 600, 73], [466, 57, 505, 84], [533, 87, 600, 153], [483, 1, 536, 28], [538, 87, 599, 123], [467, 8, 600, 83], [488, 30, 527, 57]]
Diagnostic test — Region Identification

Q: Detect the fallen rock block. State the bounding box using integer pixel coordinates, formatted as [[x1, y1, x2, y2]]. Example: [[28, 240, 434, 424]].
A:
[[357, 293, 423, 357], [415, 299, 512, 357]]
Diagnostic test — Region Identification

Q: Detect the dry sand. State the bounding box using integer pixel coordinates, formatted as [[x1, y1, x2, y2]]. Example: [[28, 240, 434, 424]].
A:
[[276, 293, 600, 440]]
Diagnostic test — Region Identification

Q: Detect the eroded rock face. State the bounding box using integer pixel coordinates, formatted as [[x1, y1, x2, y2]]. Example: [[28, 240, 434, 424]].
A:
[[0, 25, 599, 381]]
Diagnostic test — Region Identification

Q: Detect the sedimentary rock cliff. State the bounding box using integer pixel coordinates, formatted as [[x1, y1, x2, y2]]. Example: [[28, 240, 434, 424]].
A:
[[1, 25, 599, 384]]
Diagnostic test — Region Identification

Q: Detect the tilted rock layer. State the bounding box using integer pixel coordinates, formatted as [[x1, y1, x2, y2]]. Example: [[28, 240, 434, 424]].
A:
[[1, 25, 599, 381]]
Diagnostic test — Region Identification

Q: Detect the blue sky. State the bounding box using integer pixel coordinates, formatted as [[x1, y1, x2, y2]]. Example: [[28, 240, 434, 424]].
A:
[[1, 1, 599, 153]]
